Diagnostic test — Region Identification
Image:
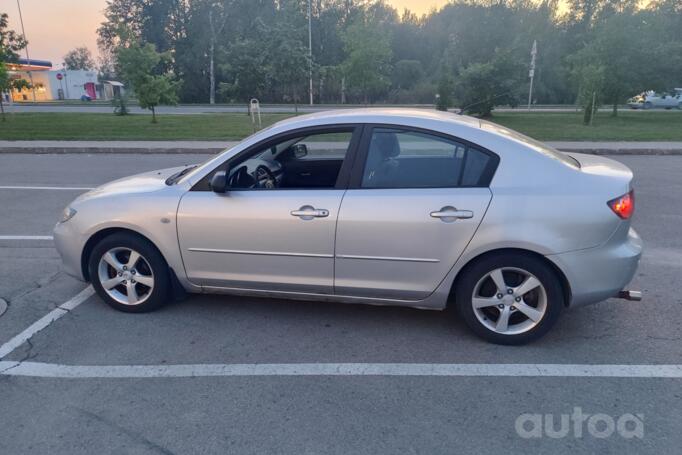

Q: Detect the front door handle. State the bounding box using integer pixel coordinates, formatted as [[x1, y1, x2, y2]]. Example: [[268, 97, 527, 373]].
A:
[[291, 205, 329, 220], [430, 206, 474, 222]]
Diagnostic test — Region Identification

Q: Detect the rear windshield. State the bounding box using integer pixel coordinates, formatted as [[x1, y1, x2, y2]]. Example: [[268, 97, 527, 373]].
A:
[[481, 122, 580, 168]]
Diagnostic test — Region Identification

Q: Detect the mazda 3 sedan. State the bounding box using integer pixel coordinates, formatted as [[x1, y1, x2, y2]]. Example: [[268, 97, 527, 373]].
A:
[[54, 109, 642, 344]]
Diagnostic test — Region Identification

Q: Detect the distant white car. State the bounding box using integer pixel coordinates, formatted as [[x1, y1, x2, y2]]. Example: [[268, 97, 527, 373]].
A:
[[628, 89, 682, 109]]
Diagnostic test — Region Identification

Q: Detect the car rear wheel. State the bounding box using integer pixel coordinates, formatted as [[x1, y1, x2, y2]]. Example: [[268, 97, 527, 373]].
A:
[[88, 232, 170, 313], [454, 252, 563, 345]]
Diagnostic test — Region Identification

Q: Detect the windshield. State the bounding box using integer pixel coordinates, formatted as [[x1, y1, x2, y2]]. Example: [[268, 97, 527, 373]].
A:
[[480, 122, 580, 168]]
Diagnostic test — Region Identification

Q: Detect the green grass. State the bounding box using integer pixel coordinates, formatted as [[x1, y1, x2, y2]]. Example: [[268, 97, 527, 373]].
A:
[[490, 111, 682, 141], [0, 112, 291, 140], [0, 110, 681, 141]]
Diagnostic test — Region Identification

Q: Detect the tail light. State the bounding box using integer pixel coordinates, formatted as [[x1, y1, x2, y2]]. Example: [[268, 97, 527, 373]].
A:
[[608, 190, 635, 219]]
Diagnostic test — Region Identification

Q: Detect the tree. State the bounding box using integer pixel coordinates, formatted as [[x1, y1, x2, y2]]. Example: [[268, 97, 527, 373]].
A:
[[92, 0, 682, 110], [455, 50, 524, 117], [0, 13, 27, 63], [63, 47, 96, 70], [266, 1, 309, 110], [218, 36, 270, 102], [0, 12, 29, 119], [573, 63, 606, 125], [116, 42, 178, 122], [0, 62, 29, 120], [341, 16, 392, 104], [435, 73, 453, 111], [569, 8, 662, 116], [136, 75, 178, 122], [392, 60, 423, 90]]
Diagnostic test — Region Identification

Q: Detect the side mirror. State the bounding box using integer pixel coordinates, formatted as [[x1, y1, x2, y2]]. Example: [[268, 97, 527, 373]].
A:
[[292, 143, 308, 159], [209, 170, 227, 193]]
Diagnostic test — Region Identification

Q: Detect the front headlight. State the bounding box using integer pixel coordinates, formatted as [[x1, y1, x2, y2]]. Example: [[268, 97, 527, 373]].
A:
[[59, 206, 77, 223]]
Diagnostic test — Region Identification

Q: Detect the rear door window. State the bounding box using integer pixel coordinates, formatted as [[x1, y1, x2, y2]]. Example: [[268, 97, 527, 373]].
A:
[[360, 127, 497, 188]]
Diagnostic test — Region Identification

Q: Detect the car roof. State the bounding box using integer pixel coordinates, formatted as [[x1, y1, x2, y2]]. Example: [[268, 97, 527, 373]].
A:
[[269, 108, 482, 130]]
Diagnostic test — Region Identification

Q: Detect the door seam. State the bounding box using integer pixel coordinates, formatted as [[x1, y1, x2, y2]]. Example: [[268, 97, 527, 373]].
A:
[[332, 188, 348, 295]]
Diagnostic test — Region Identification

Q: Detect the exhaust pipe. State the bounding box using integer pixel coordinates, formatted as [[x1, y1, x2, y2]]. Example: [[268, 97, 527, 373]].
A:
[[617, 290, 642, 301]]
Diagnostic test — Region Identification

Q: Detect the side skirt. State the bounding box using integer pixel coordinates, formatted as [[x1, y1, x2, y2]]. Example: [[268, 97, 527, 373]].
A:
[[199, 285, 444, 310]]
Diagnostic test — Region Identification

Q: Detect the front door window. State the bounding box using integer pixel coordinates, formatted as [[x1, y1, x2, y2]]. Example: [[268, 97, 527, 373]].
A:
[[227, 130, 355, 190]]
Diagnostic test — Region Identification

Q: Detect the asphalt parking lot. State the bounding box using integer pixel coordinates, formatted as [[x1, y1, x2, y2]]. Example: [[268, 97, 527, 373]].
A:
[[1, 153, 681, 454]]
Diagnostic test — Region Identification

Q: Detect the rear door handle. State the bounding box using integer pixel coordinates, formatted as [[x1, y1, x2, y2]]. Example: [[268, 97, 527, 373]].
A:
[[430, 206, 474, 222], [291, 205, 329, 220]]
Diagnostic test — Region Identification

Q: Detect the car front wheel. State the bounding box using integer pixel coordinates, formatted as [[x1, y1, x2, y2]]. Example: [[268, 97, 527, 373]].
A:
[[455, 252, 564, 345], [88, 232, 170, 313]]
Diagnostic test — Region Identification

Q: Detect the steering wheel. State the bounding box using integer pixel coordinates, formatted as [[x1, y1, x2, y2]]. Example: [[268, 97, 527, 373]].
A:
[[254, 164, 278, 189]]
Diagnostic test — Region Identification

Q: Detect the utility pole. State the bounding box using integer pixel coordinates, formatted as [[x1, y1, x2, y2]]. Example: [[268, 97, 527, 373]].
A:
[[527, 40, 537, 111], [16, 0, 36, 103], [308, 0, 313, 105]]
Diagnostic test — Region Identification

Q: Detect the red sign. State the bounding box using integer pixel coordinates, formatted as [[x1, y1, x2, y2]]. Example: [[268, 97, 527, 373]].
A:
[[56, 73, 63, 80]]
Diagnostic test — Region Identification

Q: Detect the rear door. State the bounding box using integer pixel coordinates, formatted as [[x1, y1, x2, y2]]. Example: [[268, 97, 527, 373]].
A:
[[334, 126, 497, 300]]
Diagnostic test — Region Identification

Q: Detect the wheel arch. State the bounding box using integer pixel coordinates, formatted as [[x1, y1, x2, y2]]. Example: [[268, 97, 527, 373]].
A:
[[81, 227, 163, 281], [447, 247, 572, 308]]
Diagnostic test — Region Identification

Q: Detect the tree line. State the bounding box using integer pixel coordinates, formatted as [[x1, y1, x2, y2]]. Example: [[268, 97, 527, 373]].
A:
[[93, 0, 682, 116], [3, 1, 682, 119]]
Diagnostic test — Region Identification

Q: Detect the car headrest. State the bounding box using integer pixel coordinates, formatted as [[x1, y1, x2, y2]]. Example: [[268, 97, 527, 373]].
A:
[[370, 132, 400, 159]]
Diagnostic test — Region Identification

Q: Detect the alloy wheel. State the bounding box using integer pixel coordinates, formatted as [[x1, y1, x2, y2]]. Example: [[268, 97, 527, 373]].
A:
[[97, 247, 155, 306], [471, 267, 548, 335]]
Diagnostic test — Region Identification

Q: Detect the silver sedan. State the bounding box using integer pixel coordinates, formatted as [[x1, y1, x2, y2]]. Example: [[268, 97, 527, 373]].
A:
[[54, 109, 642, 344]]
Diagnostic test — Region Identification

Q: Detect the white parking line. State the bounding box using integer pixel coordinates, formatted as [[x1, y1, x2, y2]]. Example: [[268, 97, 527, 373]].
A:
[[0, 286, 94, 359], [0, 287, 681, 380], [0, 235, 53, 240], [1, 361, 681, 379], [0, 186, 94, 191]]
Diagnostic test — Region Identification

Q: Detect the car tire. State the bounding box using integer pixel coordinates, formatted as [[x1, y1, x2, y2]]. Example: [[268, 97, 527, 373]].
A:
[[454, 252, 564, 345], [88, 232, 170, 313], [678, 102, 682, 110], [643, 101, 653, 110]]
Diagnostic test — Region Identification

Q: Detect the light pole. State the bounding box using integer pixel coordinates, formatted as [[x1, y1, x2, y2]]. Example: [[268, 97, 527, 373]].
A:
[[527, 40, 537, 111], [308, 0, 313, 105], [16, 0, 36, 103]]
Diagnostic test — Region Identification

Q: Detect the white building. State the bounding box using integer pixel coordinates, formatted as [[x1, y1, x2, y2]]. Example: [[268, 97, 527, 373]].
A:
[[7, 58, 124, 102]]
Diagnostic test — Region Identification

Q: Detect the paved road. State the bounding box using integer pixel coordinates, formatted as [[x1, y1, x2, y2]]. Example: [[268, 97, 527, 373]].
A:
[[0, 153, 680, 454]]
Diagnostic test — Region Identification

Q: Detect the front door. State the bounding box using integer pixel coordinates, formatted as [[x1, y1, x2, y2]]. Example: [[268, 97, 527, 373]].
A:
[[334, 126, 496, 300], [177, 127, 359, 294]]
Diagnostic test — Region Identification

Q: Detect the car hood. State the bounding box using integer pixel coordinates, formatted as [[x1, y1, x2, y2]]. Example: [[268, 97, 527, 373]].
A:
[[73, 166, 191, 203]]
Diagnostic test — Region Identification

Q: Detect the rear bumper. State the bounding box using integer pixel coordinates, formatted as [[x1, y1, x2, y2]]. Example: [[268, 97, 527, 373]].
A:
[[547, 225, 642, 307]]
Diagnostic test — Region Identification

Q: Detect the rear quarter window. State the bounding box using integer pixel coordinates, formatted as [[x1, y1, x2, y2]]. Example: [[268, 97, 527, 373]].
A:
[[461, 147, 493, 186]]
